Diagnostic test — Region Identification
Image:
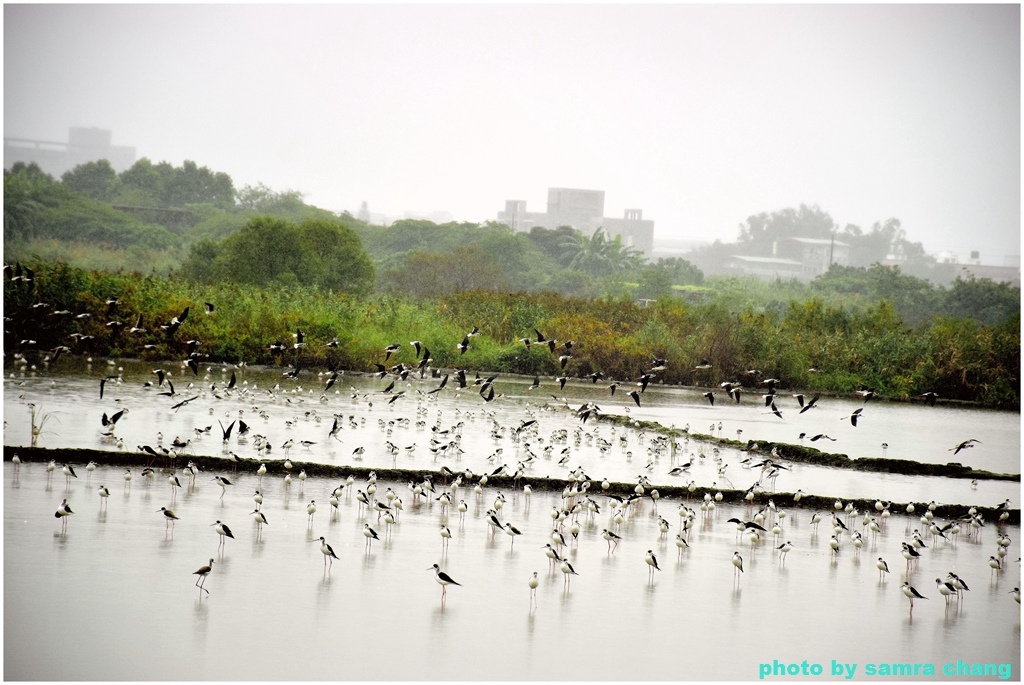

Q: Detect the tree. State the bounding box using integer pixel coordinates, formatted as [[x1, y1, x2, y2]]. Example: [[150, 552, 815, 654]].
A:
[[61, 160, 118, 202], [559, 226, 643, 277], [236, 183, 306, 215], [179, 239, 222, 283], [183, 216, 375, 294], [163, 160, 235, 209], [381, 246, 508, 298], [297, 219, 375, 295], [4, 167, 49, 239], [651, 257, 704, 286], [527, 225, 579, 263], [117, 158, 164, 206], [635, 265, 674, 300], [942, 276, 1020, 326], [216, 216, 305, 285], [737, 205, 836, 248]]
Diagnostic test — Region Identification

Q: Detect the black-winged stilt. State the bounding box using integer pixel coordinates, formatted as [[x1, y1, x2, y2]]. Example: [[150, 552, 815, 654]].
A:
[[429, 563, 461, 603], [193, 558, 214, 594]]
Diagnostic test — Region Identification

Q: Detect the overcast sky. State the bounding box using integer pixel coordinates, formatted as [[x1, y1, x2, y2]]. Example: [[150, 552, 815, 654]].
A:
[[5, 4, 1020, 260]]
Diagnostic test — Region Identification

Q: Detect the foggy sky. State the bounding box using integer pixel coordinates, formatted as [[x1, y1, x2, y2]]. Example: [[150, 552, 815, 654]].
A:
[[4, 4, 1020, 259]]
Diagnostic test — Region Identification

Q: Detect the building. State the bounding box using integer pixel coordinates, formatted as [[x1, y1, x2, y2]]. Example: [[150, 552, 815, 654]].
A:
[[724, 255, 804, 280], [726, 237, 850, 282], [4, 127, 136, 177], [497, 187, 654, 257], [778, 237, 850, 279]]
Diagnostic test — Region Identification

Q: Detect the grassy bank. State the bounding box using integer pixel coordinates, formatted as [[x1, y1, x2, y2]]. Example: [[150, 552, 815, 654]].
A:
[[5, 261, 1020, 408]]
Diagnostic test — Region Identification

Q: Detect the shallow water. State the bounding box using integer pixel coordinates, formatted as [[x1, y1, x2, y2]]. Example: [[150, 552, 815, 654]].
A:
[[3, 361, 1020, 508], [4, 461, 1020, 681]]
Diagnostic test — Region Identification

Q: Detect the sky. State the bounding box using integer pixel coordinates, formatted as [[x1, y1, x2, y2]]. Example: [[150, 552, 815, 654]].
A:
[[4, 4, 1020, 261]]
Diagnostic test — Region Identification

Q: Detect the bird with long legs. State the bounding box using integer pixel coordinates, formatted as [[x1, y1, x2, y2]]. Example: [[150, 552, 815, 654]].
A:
[[213, 475, 232, 500], [251, 509, 269, 539], [645, 550, 661, 580], [946, 572, 970, 601], [62, 463, 78, 488], [560, 559, 579, 589], [876, 557, 890, 582], [55, 498, 74, 533], [169, 473, 182, 502], [504, 522, 523, 550], [902, 582, 928, 616], [318, 536, 339, 570], [193, 558, 214, 595], [429, 564, 461, 606], [363, 523, 380, 550], [528, 571, 539, 608], [935, 578, 959, 609], [158, 506, 178, 536], [212, 520, 235, 549]]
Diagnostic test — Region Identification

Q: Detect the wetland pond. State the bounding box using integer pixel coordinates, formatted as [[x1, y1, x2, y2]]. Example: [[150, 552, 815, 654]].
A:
[[4, 361, 1020, 680]]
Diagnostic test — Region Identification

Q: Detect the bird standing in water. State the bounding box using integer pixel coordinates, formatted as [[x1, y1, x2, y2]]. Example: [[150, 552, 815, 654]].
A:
[[193, 558, 214, 594], [429, 563, 461, 604]]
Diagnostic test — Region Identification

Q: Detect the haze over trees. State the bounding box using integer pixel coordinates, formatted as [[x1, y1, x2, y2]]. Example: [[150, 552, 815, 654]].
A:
[[3, 154, 1019, 408]]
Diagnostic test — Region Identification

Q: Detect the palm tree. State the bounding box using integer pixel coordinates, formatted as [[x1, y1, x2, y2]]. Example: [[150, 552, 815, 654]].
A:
[[559, 227, 643, 277]]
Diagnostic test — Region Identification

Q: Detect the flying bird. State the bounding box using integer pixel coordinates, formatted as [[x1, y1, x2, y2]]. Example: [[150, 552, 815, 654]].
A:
[[950, 439, 980, 455]]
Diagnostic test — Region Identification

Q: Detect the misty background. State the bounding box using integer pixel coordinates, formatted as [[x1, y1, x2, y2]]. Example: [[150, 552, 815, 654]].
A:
[[4, 4, 1020, 261]]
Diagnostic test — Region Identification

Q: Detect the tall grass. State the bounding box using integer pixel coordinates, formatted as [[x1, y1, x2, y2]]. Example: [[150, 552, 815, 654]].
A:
[[4, 262, 1019, 407]]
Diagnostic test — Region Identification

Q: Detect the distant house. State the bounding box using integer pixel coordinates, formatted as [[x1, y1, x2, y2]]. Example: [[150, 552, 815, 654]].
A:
[[724, 255, 804, 280], [779, 237, 850, 279], [934, 250, 1021, 286], [4, 127, 135, 177], [726, 237, 850, 281], [498, 187, 654, 257], [955, 263, 1021, 287]]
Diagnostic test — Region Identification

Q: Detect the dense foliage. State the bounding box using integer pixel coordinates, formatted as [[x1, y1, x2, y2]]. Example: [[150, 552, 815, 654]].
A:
[[4, 155, 1019, 409], [5, 261, 1019, 408], [180, 216, 374, 295]]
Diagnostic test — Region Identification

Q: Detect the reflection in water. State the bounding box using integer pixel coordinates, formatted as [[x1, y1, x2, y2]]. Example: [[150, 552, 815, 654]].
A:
[[3, 454, 1020, 681], [6, 364, 1019, 508]]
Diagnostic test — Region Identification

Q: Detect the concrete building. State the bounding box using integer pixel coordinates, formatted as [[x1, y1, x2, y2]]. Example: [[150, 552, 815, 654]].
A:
[[498, 187, 655, 257], [4, 127, 136, 177], [779, 237, 850, 279], [727, 237, 850, 281], [724, 255, 804, 280], [935, 250, 1021, 286]]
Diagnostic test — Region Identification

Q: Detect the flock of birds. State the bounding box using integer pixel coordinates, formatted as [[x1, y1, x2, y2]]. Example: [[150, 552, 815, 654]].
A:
[[33, 452, 1019, 615], [3, 274, 1018, 615]]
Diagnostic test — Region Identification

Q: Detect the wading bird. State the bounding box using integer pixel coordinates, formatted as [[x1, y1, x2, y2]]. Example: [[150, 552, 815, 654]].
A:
[[193, 558, 214, 594]]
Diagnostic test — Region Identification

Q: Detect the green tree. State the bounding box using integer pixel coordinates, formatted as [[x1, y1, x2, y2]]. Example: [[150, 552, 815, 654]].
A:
[[117, 158, 165, 206], [163, 160, 235, 209], [527, 225, 579, 263], [179, 238, 222, 282], [635, 265, 673, 300], [381, 245, 509, 298], [559, 226, 643, 277], [216, 216, 305, 285], [4, 167, 49, 239], [737, 204, 836, 248], [237, 183, 307, 215], [297, 219, 375, 295], [942, 276, 1021, 326], [61, 160, 118, 202]]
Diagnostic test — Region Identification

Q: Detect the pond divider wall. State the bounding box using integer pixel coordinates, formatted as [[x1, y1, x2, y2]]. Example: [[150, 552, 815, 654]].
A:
[[5, 444, 1018, 525]]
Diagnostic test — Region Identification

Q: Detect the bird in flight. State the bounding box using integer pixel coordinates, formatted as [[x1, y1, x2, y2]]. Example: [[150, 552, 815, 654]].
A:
[[950, 438, 980, 455]]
